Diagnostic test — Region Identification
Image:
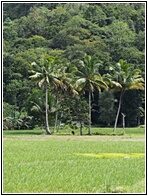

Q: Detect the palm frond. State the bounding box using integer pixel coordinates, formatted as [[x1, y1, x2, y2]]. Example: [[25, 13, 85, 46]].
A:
[[112, 81, 122, 88], [30, 101, 45, 114], [29, 72, 42, 79], [128, 83, 144, 90], [75, 78, 86, 87], [93, 80, 108, 90], [39, 78, 46, 88]]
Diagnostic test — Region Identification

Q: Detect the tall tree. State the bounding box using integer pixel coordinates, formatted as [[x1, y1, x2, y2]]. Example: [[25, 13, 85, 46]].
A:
[[75, 54, 108, 134], [51, 60, 78, 132], [29, 55, 64, 134], [106, 59, 144, 132]]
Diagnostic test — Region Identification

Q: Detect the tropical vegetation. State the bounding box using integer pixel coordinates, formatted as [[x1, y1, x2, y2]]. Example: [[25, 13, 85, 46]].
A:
[[3, 3, 145, 133]]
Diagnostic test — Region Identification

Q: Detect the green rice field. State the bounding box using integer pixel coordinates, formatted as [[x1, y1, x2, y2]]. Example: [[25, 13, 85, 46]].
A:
[[3, 127, 145, 193]]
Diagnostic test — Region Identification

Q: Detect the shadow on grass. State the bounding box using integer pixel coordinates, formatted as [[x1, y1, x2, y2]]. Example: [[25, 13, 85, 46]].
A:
[[53, 133, 123, 136], [52, 133, 71, 136], [93, 132, 123, 136], [3, 130, 124, 136], [3, 130, 43, 136]]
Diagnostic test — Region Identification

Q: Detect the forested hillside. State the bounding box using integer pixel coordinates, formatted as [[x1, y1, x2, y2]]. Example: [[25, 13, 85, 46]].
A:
[[3, 3, 145, 130]]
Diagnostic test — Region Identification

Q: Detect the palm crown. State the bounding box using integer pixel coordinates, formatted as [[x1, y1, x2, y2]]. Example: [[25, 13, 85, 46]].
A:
[[30, 55, 65, 90], [106, 59, 144, 91], [75, 54, 108, 93], [75, 54, 108, 134], [105, 59, 144, 132]]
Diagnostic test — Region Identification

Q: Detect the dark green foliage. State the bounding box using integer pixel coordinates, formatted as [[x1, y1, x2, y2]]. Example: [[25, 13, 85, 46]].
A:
[[3, 102, 34, 130], [62, 96, 89, 135], [83, 5, 107, 26], [3, 3, 36, 20], [98, 90, 116, 126], [3, 102, 15, 118], [3, 3, 145, 128], [25, 88, 55, 128], [122, 90, 145, 127]]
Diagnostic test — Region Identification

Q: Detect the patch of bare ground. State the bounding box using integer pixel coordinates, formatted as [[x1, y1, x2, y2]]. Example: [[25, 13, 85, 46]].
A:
[[3, 135, 145, 142]]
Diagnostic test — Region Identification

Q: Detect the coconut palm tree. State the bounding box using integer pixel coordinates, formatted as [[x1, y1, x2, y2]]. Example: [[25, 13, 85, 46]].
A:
[[106, 59, 144, 132], [51, 62, 78, 132], [75, 54, 108, 135], [29, 55, 64, 134]]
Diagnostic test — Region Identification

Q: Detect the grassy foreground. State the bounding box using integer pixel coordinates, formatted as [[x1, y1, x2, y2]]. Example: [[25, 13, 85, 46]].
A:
[[3, 127, 145, 193]]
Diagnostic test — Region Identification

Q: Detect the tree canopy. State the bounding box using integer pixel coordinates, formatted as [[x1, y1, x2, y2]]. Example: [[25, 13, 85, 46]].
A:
[[3, 2, 145, 130]]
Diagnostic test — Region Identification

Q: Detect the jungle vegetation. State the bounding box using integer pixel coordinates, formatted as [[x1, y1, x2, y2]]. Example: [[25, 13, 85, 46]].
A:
[[3, 2, 145, 133]]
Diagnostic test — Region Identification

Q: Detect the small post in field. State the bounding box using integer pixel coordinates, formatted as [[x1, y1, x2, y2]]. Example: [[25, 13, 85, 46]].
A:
[[121, 113, 126, 135]]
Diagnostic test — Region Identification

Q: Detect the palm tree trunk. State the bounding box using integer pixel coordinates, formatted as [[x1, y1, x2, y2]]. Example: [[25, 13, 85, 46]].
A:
[[113, 90, 124, 132], [54, 96, 58, 132], [45, 87, 51, 135], [80, 121, 83, 136], [88, 90, 91, 135], [137, 116, 141, 126]]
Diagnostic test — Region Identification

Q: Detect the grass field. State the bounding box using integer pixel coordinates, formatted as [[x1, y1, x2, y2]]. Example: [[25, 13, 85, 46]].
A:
[[3, 126, 145, 137], [3, 127, 145, 193]]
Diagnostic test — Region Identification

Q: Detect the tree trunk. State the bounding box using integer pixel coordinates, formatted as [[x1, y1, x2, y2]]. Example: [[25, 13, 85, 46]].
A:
[[137, 116, 141, 127], [113, 90, 124, 132], [13, 96, 17, 129], [121, 113, 126, 135], [80, 121, 83, 136], [88, 90, 91, 135], [45, 87, 51, 135], [57, 112, 63, 131], [54, 96, 58, 132]]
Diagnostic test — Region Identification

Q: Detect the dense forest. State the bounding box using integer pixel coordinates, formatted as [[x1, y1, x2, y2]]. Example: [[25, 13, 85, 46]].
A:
[[3, 3, 145, 132]]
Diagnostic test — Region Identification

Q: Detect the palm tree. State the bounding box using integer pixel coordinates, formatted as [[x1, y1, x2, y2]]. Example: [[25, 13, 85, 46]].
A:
[[51, 62, 78, 132], [106, 59, 144, 132], [30, 95, 55, 133], [29, 55, 63, 134], [75, 54, 108, 135]]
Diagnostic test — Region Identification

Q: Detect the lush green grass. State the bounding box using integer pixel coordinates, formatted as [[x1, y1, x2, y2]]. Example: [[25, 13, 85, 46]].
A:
[[3, 128, 145, 193], [3, 126, 145, 137]]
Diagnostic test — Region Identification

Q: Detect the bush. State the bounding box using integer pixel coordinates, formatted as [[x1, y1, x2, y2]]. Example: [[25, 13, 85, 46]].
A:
[[139, 125, 145, 128]]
